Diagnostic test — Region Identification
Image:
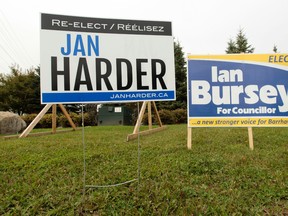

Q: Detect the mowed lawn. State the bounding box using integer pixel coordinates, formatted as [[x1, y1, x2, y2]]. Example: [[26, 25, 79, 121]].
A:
[[0, 125, 287, 215]]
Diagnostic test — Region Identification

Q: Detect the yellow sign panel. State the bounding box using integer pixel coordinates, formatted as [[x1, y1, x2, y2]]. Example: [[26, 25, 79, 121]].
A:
[[188, 53, 288, 67]]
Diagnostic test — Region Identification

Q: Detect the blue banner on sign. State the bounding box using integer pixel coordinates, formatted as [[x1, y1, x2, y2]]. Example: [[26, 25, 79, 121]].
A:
[[42, 90, 175, 103]]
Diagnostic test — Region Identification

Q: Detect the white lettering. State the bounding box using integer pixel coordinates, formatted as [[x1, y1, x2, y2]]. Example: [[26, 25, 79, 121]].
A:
[[212, 86, 231, 105], [191, 80, 211, 104], [244, 85, 259, 104], [259, 85, 277, 104], [212, 66, 243, 83], [277, 85, 288, 112], [231, 86, 244, 104]]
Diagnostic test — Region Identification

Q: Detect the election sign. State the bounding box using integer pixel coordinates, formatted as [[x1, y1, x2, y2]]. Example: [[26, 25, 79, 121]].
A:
[[188, 54, 288, 127], [40, 13, 175, 104]]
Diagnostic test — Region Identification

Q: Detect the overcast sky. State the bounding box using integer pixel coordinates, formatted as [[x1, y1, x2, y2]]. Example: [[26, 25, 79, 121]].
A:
[[0, 0, 287, 74]]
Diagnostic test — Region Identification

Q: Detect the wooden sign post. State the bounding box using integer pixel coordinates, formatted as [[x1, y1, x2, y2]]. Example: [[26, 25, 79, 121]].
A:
[[127, 101, 167, 141], [19, 104, 77, 138], [248, 127, 254, 150], [187, 127, 192, 149]]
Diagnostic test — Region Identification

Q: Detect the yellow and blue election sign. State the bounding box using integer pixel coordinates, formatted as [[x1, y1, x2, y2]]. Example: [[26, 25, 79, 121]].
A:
[[188, 54, 288, 127]]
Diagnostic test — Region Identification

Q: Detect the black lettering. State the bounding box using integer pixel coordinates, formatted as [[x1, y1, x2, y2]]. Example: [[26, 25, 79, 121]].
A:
[[151, 59, 167, 89], [136, 59, 149, 90], [116, 58, 132, 90], [74, 58, 92, 91], [269, 55, 288, 63], [96, 58, 113, 90], [51, 57, 70, 91]]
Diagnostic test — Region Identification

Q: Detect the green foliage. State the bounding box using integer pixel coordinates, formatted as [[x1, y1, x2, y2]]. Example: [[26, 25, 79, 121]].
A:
[[59, 112, 81, 127], [273, 44, 278, 53], [21, 113, 54, 128], [172, 108, 187, 124], [84, 104, 98, 126], [21, 112, 95, 128], [142, 109, 187, 125], [21, 114, 38, 127], [59, 112, 93, 128], [158, 109, 176, 124], [39, 114, 54, 128], [157, 41, 187, 110], [226, 28, 255, 54], [0, 66, 43, 115], [0, 125, 287, 214]]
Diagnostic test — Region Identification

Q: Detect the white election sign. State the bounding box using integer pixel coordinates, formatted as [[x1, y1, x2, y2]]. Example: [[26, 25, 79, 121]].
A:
[[40, 13, 175, 104]]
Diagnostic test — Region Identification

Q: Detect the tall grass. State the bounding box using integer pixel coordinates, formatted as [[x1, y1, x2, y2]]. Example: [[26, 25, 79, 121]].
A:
[[0, 125, 287, 215]]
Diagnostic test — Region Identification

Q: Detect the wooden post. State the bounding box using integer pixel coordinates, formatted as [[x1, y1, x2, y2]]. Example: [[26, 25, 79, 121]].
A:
[[187, 127, 192, 149], [152, 101, 163, 127], [52, 104, 57, 133], [248, 127, 254, 150], [58, 104, 77, 130], [19, 104, 77, 138], [133, 102, 148, 134], [19, 104, 52, 138], [148, 102, 152, 130], [127, 101, 166, 141]]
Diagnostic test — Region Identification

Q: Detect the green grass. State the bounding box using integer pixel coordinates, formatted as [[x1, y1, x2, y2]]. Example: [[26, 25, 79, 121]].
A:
[[0, 125, 288, 215]]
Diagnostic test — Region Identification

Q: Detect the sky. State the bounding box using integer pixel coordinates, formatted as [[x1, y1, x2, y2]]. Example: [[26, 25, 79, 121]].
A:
[[0, 0, 287, 74]]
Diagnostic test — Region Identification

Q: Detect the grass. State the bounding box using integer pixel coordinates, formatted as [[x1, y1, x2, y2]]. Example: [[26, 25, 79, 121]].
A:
[[0, 125, 287, 215]]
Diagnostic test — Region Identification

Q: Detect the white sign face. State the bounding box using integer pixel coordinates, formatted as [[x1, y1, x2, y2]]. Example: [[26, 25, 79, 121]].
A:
[[40, 13, 175, 104]]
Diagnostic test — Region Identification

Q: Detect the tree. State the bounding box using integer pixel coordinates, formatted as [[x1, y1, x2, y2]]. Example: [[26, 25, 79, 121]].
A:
[[157, 41, 187, 110], [0, 65, 43, 115], [226, 39, 238, 54], [273, 45, 278, 53], [226, 28, 255, 54], [84, 104, 98, 126]]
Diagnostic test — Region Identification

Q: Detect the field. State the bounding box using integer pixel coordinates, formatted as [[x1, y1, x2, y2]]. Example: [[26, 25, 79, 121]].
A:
[[1, 125, 288, 215]]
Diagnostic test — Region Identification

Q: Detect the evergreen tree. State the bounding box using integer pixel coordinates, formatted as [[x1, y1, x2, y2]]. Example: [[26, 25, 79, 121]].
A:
[[0, 66, 43, 114], [226, 39, 238, 54], [226, 28, 255, 54], [84, 104, 98, 125], [273, 44, 278, 53], [157, 41, 187, 110]]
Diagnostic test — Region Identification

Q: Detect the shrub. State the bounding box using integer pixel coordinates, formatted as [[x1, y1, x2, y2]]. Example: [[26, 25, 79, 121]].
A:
[[21, 113, 54, 128], [21, 114, 38, 127], [142, 113, 149, 125], [82, 113, 94, 126], [21, 112, 96, 128], [158, 109, 176, 124], [59, 112, 81, 128], [141, 109, 187, 125], [172, 109, 187, 124], [39, 114, 53, 128]]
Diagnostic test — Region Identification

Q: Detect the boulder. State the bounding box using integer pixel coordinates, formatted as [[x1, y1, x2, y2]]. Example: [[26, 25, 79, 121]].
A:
[[0, 112, 27, 134]]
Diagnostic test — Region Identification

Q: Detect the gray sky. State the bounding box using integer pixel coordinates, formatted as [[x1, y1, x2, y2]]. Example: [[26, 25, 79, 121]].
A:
[[0, 0, 287, 74]]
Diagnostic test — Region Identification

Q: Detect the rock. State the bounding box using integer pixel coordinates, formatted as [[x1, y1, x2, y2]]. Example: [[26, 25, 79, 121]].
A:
[[0, 112, 27, 134]]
